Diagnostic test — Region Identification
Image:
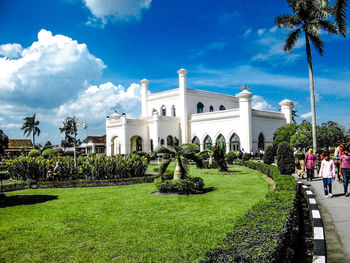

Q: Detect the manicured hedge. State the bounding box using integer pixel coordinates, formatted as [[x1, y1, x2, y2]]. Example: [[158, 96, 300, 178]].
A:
[[2, 175, 157, 192], [202, 161, 297, 263]]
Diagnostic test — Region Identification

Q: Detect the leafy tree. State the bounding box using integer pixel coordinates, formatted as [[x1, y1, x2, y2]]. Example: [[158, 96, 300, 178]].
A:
[[43, 141, 53, 150], [290, 120, 313, 150], [273, 123, 299, 152], [21, 114, 40, 149], [155, 138, 203, 180], [318, 121, 346, 147], [275, 0, 348, 152], [0, 129, 9, 159]]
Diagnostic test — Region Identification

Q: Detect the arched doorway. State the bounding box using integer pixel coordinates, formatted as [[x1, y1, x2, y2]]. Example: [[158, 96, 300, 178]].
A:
[[161, 105, 166, 116], [216, 134, 226, 146], [230, 133, 240, 152], [167, 135, 173, 146], [192, 136, 200, 147], [204, 135, 212, 150], [258, 133, 265, 150], [130, 136, 142, 153]]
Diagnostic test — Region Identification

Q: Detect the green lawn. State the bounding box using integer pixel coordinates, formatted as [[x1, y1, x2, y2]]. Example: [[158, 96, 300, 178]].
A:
[[0, 165, 269, 262]]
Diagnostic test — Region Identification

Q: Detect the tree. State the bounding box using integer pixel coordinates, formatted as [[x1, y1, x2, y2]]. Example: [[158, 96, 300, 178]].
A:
[[317, 121, 346, 148], [275, 0, 348, 152], [273, 123, 299, 153], [211, 142, 228, 172], [155, 138, 203, 180], [290, 120, 313, 150], [263, 145, 275, 165], [0, 129, 9, 159], [43, 141, 53, 150], [277, 142, 295, 175], [21, 114, 40, 149]]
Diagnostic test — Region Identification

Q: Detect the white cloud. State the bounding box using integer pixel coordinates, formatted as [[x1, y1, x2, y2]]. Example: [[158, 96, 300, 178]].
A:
[[244, 28, 252, 37], [300, 112, 312, 119], [257, 28, 265, 36], [55, 82, 142, 131], [0, 43, 23, 58], [83, 0, 152, 25], [252, 95, 275, 111], [0, 29, 105, 109]]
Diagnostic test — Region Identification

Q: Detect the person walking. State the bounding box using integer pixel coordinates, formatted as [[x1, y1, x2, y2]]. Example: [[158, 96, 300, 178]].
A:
[[305, 148, 315, 181], [319, 151, 336, 198], [334, 144, 345, 182], [340, 146, 350, 197], [315, 151, 322, 176]]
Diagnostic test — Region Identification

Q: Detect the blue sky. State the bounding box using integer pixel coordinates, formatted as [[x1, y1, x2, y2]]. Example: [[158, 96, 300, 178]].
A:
[[0, 0, 349, 144]]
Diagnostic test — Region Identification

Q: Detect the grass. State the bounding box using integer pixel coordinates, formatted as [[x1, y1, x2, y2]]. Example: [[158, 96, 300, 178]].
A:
[[0, 165, 269, 262]]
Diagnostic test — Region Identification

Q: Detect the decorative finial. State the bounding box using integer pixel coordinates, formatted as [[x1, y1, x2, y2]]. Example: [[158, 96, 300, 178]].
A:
[[239, 85, 250, 90]]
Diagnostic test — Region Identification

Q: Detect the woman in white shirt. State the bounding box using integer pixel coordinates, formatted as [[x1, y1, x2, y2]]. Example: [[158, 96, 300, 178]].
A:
[[319, 151, 336, 198]]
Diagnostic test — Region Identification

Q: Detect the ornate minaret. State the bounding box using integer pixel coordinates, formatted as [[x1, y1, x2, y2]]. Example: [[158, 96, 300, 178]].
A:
[[177, 68, 188, 143]]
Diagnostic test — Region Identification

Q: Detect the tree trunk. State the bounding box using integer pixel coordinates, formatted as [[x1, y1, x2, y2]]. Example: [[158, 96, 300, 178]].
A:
[[305, 34, 317, 152], [32, 131, 35, 150]]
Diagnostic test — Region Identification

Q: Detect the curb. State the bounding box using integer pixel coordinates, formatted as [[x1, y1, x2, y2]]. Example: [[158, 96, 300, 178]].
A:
[[298, 181, 327, 263]]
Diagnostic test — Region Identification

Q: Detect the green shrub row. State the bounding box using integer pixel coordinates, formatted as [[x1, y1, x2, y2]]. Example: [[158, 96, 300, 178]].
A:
[[7, 154, 148, 182], [202, 161, 297, 263], [2, 175, 157, 192]]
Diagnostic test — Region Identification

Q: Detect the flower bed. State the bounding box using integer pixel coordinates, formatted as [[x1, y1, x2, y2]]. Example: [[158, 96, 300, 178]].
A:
[[201, 161, 297, 262]]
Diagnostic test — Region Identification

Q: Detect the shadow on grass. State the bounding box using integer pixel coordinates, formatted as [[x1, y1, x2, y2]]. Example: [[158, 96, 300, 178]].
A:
[[0, 195, 58, 208]]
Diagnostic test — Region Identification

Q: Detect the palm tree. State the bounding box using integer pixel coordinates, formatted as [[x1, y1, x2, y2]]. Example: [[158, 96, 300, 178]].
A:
[[155, 137, 203, 180], [275, 0, 348, 152], [21, 114, 40, 149]]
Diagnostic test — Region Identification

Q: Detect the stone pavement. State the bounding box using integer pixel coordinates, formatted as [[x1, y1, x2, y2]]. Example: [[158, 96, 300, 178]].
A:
[[299, 175, 350, 263]]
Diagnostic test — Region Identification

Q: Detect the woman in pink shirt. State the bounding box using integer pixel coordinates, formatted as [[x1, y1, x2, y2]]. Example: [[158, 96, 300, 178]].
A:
[[340, 146, 350, 197], [305, 148, 315, 181], [319, 151, 336, 198]]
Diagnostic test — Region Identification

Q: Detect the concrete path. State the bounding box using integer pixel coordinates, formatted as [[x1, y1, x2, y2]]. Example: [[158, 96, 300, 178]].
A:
[[299, 175, 350, 263]]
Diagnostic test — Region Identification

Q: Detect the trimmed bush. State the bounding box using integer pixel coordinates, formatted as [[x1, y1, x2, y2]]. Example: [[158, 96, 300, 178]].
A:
[[277, 142, 295, 175], [226, 152, 237, 164], [154, 176, 205, 194], [42, 149, 62, 157], [202, 161, 297, 262], [263, 145, 275, 165], [242, 153, 251, 161], [28, 150, 40, 157], [7, 154, 149, 182]]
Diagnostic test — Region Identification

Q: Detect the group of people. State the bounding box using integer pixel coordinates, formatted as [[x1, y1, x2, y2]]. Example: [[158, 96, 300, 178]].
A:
[[46, 162, 62, 181], [295, 145, 350, 198]]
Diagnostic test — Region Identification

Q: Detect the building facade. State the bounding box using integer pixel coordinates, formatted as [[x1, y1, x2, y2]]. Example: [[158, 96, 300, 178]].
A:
[[106, 69, 294, 156]]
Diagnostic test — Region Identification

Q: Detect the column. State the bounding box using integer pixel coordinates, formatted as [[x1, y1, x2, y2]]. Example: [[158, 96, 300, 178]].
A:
[[177, 68, 188, 143], [141, 79, 149, 119], [237, 88, 254, 153]]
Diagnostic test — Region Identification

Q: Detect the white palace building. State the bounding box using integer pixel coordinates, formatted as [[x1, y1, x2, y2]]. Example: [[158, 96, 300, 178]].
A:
[[106, 69, 294, 156]]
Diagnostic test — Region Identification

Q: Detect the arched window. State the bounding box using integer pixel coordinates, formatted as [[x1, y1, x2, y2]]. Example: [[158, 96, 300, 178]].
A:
[[160, 139, 165, 146], [136, 137, 142, 152], [150, 139, 154, 152], [216, 134, 226, 146], [258, 133, 265, 150], [171, 105, 176, 117], [209, 105, 214, 112], [204, 135, 212, 150], [192, 136, 200, 147], [167, 135, 173, 146], [161, 105, 166, 116], [197, 102, 204, 113], [230, 134, 240, 152], [219, 105, 226, 111]]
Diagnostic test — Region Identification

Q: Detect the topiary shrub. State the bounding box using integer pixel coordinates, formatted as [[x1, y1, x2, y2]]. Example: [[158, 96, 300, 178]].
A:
[[242, 153, 251, 161], [42, 149, 62, 158], [28, 150, 40, 157], [226, 152, 237, 164], [154, 176, 205, 195], [263, 145, 275, 165], [277, 142, 295, 175]]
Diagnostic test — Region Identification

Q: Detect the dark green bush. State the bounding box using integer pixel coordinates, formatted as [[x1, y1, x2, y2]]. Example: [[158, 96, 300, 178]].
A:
[[212, 143, 228, 172], [226, 152, 237, 164], [263, 145, 275, 165], [28, 150, 40, 157], [154, 176, 205, 194], [242, 153, 251, 161], [202, 161, 297, 263], [277, 142, 295, 175]]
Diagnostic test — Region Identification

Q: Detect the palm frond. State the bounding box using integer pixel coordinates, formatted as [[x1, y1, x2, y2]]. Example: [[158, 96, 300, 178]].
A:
[[154, 146, 175, 155], [283, 28, 302, 52], [275, 14, 302, 28], [334, 0, 348, 36], [308, 33, 324, 55], [318, 20, 338, 34], [183, 153, 204, 169]]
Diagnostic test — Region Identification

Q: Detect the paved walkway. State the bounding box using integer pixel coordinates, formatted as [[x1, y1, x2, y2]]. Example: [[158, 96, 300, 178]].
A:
[[298, 175, 350, 263]]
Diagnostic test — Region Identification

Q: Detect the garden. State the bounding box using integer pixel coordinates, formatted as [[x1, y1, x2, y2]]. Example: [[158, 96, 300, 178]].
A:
[[1, 164, 270, 262]]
